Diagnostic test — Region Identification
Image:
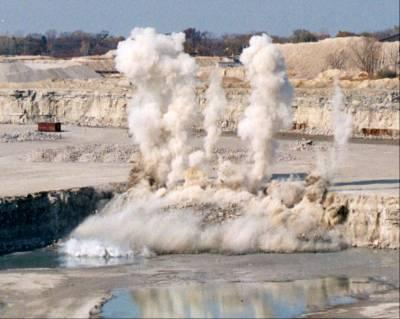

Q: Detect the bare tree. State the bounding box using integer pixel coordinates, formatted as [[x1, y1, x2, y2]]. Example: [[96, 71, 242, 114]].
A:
[[325, 49, 347, 70], [386, 46, 400, 74], [350, 37, 382, 75]]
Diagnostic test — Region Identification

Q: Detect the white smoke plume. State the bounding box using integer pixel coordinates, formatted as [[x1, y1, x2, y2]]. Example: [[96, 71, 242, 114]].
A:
[[203, 69, 227, 159], [238, 34, 293, 190], [115, 28, 197, 186], [332, 80, 352, 148], [317, 80, 352, 181]]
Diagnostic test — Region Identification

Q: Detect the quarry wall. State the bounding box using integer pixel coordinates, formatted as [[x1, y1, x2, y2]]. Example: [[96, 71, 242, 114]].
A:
[[200, 86, 400, 137], [0, 86, 398, 137], [330, 192, 399, 249], [0, 89, 129, 127], [293, 88, 399, 136], [0, 186, 398, 255], [0, 185, 116, 255]]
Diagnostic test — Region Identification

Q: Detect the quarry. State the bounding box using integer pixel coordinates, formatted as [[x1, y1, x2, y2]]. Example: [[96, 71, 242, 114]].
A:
[[0, 30, 399, 318]]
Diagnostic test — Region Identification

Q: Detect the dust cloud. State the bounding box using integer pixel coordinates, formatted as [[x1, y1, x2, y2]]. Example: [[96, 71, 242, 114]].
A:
[[62, 29, 348, 258]]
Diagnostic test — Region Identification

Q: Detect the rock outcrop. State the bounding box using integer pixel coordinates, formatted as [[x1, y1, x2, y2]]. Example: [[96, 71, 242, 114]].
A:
[[0, 182, 397, 255], [323, 192, 399, 249], [0, 185, 122, 255], [199, 86, 400, 137], [0, 82, 398, 138], [0, 88, 129, 127]]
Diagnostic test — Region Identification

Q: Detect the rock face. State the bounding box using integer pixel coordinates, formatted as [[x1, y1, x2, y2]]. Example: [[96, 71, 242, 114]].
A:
[[0, 185, 118, 255], [198, 86, 400, 137], [0, 183, 398, 255], [323, 192, 400, 249], [0, 89, 129, 127], [292, 88, 400, 137], [0, 85, 399, 137]]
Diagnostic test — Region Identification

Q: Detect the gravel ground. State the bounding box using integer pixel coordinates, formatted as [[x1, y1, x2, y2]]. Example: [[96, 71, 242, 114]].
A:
[[0, 131, 62, 143], [0, 124, 132, 196], [26, 144, 137, 163]]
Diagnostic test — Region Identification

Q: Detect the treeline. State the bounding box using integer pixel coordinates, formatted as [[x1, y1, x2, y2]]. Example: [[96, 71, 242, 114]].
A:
[[0, 30, 123, 57], [183, 28, 331, 56], [0, 26, 398, 57], [183, 26, 400, 56]]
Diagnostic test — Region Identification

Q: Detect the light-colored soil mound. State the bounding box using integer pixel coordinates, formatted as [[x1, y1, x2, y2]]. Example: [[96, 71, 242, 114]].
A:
[[0, 62, 32, 82], [72, 53, 117, 73], [278, 37, 399, 79], [0, 61, 101, 83]]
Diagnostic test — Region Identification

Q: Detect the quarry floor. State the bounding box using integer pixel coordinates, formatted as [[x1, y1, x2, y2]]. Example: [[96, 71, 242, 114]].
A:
[[0, 124, 398, 197], [0, 249, 398, 318], [0, 124, 131, 197]]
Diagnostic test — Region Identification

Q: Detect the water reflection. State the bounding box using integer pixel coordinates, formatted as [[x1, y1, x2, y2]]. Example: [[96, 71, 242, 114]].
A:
[[101, 277, 387, 319]]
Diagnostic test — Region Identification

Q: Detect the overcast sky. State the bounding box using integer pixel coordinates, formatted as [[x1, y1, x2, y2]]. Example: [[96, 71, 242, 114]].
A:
[[0, 0, 399, 36]]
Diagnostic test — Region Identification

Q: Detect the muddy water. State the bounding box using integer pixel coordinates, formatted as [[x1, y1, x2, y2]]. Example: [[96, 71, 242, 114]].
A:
[[0, 249, 398, 318], [101, 278, 389, 319], [0, 247, 142, 270]]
